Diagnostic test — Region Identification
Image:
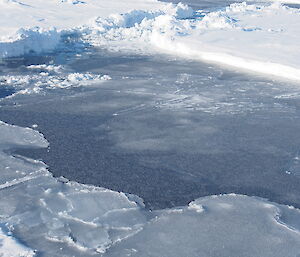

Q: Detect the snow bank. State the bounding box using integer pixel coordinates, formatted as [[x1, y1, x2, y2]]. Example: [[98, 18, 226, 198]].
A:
[[0, 28, 61, 58], [0, 0, 165, 57], [84, 2, 300, 81], [0, 0, 165, 35], [1, 121, 300, 256], [156, 2, 300, 81], [1, 1, 299, 81]]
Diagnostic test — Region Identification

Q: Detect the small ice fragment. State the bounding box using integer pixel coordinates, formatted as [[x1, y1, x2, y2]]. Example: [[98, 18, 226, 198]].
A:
[[188, 202, 204, 213]]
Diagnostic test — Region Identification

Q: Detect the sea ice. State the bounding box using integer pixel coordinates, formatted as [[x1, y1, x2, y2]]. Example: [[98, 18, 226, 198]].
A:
[[0, 224, 35, 257], [0, 67, 111, 97], [0, 121, 148, 256], [1, 0, 300, 256], [84, 2, 300, 81], [0, 28, 61, 58], [0, 0, 165, 57], [1, 1, 299, 81], [0, 121, 300, 256]]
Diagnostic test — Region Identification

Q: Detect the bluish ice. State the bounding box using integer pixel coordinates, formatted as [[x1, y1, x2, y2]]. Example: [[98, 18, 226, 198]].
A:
[[1, 0, 300, 256]]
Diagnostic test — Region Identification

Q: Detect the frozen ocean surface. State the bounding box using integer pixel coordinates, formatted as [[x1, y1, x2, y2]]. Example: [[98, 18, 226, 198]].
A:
[[1, 48, 300, 211], [1, 0, 300, 256], [1, 119, 300, 256], [0, 87, 15, 99]]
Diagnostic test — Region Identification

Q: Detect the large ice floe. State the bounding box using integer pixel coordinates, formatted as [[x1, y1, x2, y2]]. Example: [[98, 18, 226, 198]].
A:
[[1, 120, 300, 256], [1, 0, 300, 81]]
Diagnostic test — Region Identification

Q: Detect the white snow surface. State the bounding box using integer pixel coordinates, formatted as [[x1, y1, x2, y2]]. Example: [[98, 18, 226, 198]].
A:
[[83, 2, 300, 81], [1, 1, 300, 81], [0, 0, 165, 57], [1, 121, 300, 256], [0, 0, 164, 36]]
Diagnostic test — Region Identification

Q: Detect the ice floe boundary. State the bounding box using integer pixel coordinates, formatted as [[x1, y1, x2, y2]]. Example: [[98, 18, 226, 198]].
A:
[[1, 121, 300, 256]]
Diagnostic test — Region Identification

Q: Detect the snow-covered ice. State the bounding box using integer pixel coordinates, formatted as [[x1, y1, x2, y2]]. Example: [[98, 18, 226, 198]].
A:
[[0, 224, 35, 257], [151, 2, 300, 81], [0, 121, 148, 255], [1, 0, 300, 81], [0, 120, 300, 256], [0, 0, 165, 57], [0, 28, 61, 59], [0, 0, 165, 36], [84, 2, 300, 81]]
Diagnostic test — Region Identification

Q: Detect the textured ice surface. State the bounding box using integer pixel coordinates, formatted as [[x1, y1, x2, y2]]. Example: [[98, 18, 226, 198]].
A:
[[0, 224, 35, 257], [107, 195, 300, 257], [0, 65, 111, 96], [1, 0, 300, 256], [1, 49, 300, 213], [0, 121, 148, 256], [1, 119, 300, 256]]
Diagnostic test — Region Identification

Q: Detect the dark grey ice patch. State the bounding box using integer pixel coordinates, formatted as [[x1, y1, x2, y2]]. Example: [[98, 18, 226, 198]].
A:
[[285, 3, 300, 9], [286, 152, 300, 177], [0, 87, 15, 98], [163, 0, 300, 13], [162, 0, 255, 11]]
